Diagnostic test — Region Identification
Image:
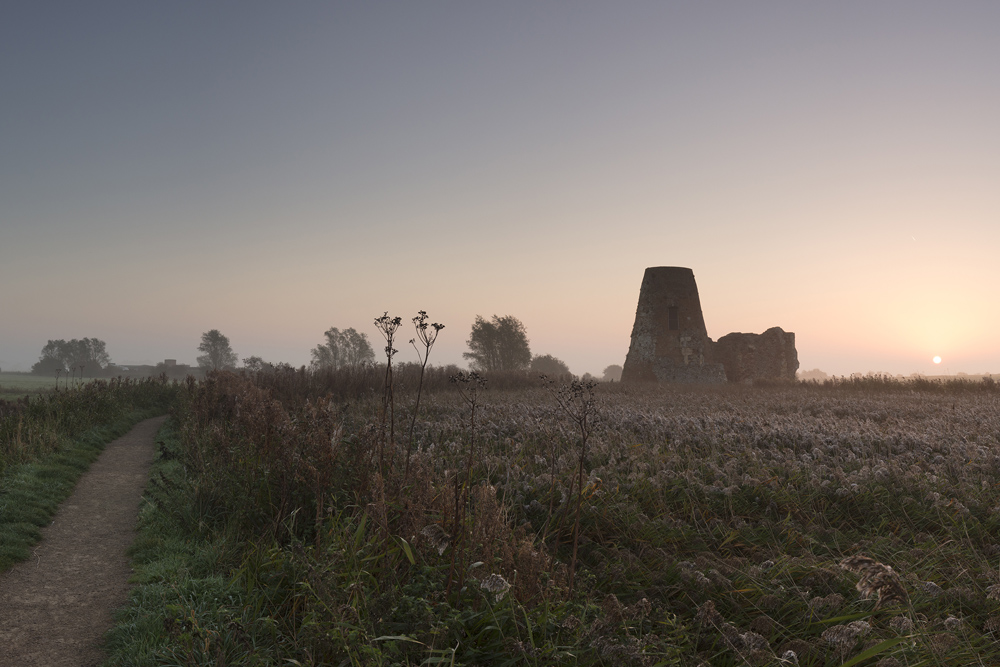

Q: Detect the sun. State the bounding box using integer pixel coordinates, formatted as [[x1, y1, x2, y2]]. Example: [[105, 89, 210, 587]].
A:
[[933, 356, 942, 364]]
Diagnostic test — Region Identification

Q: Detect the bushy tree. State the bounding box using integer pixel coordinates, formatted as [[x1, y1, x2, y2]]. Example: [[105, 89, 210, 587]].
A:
[[31, 338, 110, 376], [602, 364, 623, 382], [310, 327, 375, 369], [531, 354, 571, 376], [197, 329, 238, 371], [242, 356, 268, 372], [464, 315, 531, 372], [31, 355, 66, 376]]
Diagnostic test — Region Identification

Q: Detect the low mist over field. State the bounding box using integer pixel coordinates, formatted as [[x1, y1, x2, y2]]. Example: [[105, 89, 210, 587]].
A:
[[3, 6, 1000, 658], [2, 3, 999, 376]]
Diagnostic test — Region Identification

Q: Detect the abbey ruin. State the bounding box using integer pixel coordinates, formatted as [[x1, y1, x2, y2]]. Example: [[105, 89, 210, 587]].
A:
[[621, 267, 798, 384]]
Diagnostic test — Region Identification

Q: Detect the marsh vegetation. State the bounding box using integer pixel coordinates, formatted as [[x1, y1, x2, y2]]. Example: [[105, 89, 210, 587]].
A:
[[103, 369, 1000, 666], [0, 377, 178, 571]]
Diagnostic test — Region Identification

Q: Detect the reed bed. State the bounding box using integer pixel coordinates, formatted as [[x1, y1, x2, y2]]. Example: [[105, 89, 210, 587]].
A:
[[0, 376, 179, 571], [110, 369, 1000, 666], [0, 376, 178, 474]]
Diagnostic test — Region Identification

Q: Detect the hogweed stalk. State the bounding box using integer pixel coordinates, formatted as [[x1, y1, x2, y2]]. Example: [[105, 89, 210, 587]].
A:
[[445, 370, 486, 598], [546, 377, 597, 595], [406, 310, 444, 480], [373, 312, 402, 476]]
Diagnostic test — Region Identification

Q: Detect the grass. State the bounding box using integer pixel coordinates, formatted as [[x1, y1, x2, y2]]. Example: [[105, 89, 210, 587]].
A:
[[0, 406, 170, 572], [0, 371, 158, 399], [0, 377, 178, 572], [106, 369, 1000, 665], [0, 371, 65, 398], [104, 419, 265, 665]]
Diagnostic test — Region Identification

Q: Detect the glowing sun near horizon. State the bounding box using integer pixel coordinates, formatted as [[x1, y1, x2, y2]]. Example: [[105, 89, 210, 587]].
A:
[[933, 356, 942, 365]]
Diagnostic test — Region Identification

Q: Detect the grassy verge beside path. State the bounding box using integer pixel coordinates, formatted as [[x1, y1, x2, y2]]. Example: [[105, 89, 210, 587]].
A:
[[103, 418, 277, 666], [0, 378, 178, 572], [0, 406, 171, 572]]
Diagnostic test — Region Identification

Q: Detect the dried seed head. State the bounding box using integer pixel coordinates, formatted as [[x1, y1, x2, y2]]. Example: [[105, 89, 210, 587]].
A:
[[561, 614, 581, 630], [695, 600, 723, 627], [758, 594, 783, 611], [821, 620, 871, 655], [889, 616, 915, 633], [808, 593, 844, 613], [839, 555, 878, 573], [922, 581, 944, 596], [627, 597, 652, 620], [480, 573, 511, 602], [781, 650, 799, 665], [601, 593, 625, 625], [739, 631, 770, 653], [420, 523, 451, 555], [749, 615, 776, 637], [839, 555, 908, 609]]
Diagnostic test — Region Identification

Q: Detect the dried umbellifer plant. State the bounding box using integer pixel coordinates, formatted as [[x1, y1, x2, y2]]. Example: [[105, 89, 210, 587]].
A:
[[373, 312, 402, 475], [545, 377, 597, 595], [445, 370, 487, 598], [406, 310, 444, 480]]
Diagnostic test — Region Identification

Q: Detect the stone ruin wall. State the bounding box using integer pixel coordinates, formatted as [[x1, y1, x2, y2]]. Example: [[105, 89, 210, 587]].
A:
[[622, 267, 799, 384], [711, 327, 799, 383]]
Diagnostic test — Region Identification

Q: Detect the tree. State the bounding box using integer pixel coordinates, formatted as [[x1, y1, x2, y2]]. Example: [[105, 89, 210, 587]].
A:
[[310, 327, 375, 369], [463, 315, 531, 372], [530, 354, 571, 376], [242, 356, 268, 372], [31, 355, 65, 376], [197, 329, 238, 371], [602, 364, 623, 382], [31, 338, 110, 376]]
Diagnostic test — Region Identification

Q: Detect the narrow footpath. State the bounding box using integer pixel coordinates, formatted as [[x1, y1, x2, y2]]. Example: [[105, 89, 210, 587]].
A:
[[0, 415, 167, 667]]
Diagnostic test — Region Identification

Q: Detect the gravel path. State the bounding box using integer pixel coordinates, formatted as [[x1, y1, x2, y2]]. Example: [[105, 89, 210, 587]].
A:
[[0, 415, 167, 667]]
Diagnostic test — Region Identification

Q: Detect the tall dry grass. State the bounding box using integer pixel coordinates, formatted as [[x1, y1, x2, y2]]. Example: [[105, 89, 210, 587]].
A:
[[114, 368, 1000, 665], [0, 376, 177, 474]]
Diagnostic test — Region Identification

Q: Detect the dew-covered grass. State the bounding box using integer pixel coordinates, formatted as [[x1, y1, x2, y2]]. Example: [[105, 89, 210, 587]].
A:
[[108, 370, 1000, 666]]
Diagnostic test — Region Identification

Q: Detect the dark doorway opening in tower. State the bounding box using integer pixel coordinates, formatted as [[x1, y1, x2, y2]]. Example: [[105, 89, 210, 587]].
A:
[[668, 307, 679, 331]]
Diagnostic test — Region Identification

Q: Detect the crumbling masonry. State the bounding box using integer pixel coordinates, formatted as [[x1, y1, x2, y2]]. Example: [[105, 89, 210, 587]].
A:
[[621, 267, 798, 384]]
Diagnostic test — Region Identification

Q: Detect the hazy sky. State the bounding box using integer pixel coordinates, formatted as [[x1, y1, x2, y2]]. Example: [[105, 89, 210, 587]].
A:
[[3, 2, 998, 376]]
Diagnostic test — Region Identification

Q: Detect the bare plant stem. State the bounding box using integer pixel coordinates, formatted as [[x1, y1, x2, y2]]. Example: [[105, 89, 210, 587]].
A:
[[543, 434, 561, 565], [570, 440, 587, 593], [406, 311, 444, 480], [374, 313, 402, 478], [544, 377, 596, 596], [445, 371, 483, 599]]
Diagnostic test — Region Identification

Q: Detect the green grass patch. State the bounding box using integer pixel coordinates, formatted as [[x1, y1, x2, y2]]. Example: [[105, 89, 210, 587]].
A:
[[0, 371, 103, 398], [0, 407, 168, 573], [104, 419, 279, 666]]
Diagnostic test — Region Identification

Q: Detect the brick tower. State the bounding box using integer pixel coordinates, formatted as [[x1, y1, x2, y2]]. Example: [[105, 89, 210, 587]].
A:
[[621, 267, 727, 383]]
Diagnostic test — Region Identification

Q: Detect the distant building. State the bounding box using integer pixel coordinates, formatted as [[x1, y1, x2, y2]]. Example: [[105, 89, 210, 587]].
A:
[[622, 266, 799, 384]]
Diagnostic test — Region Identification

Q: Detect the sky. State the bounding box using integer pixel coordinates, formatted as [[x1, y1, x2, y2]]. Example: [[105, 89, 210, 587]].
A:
[[2, 2, 999, 377]]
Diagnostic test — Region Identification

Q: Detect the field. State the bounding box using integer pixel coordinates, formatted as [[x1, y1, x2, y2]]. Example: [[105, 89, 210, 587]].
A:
[[0, 371, 104, 399], [103, 369, 1000, 666]]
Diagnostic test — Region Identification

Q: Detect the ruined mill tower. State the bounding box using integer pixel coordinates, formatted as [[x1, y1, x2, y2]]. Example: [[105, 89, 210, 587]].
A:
[[621, 267, 727, 383], [621, 266, 798, 384]]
